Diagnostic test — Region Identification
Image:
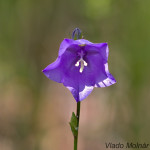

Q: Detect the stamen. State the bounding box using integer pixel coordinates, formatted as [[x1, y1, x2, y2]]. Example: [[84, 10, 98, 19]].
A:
[[75, 58, 87, 73], [75, 61, 79, 66], [83, 60, 87, 66]]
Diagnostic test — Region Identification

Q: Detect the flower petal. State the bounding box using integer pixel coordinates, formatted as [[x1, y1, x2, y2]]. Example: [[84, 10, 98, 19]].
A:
[[66, 85, 94, 102], [60, 53, 94, 102], [42, 57, 63, 83], [95, 63, 116, 87], [85, 43, 108, 62], [59, 39, 93, 56], [59, 39, 76, 56], [63, 72, 94, 102], [82, 51, 107, 86], [43, 45, 79, 83]]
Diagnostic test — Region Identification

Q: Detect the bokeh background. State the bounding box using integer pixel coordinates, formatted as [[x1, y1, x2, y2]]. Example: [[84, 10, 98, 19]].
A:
[[0, 0, 150, 150]]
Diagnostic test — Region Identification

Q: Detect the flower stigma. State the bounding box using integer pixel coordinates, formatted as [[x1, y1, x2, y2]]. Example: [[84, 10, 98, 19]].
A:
[[75, 51, 87, 73]]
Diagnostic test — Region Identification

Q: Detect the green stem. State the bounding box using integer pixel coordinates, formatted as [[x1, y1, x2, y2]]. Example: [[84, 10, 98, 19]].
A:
[[74, 101, 81, 150]]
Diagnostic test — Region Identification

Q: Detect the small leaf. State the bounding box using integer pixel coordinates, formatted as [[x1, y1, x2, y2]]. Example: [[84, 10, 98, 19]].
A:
[[69, 112, 78, 137]]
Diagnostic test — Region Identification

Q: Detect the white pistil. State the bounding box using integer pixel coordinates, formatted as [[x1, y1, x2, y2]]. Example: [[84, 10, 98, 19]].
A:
[[75, 58, 87, 73]]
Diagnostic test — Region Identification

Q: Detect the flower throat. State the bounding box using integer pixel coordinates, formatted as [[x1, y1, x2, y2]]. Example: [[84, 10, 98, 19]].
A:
[[75, 50, 87, 73]]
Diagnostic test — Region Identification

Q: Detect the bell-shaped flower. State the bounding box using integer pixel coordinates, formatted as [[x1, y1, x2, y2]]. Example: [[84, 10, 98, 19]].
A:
[[43, 39, 116, 102]]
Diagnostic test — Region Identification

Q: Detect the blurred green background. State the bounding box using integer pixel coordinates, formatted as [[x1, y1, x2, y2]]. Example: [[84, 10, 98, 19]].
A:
[[0, 0, 150, 150]]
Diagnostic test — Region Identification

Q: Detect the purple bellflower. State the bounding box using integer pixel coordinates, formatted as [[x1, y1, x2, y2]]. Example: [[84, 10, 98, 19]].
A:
[[43, 38, 116, 102]]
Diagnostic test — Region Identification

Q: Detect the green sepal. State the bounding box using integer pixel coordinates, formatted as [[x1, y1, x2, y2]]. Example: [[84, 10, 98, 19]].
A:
[[69, 112, 78, 137]]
